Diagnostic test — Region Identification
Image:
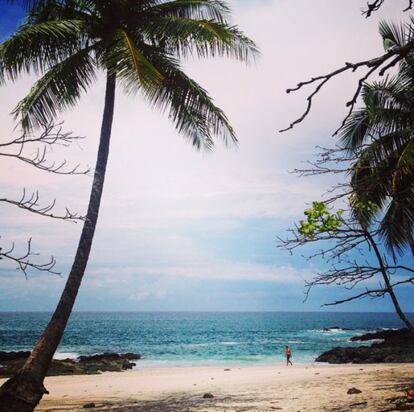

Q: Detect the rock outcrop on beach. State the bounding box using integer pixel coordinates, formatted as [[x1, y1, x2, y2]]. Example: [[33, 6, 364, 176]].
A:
[[0, 352, 142, 378], [316, 328, 414, 364], [349, 328, 411, 342], [323, 326, 351, 331]]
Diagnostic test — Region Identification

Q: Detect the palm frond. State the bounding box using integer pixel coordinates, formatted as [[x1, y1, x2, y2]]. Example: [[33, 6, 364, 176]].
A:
[[151, 0, 231, 23], [25, 0, 94, 23], [141, 17, 259, 62], [340, 75, 413, 151], [141, 50, 236, 149], [394, 137, 414, 174], [105, 29, 164, 94], [13, 44, 97, 131], [340, 109, 370, 150], [380, 192, 414, 254], [379, 20, 406, 50], [0, 19, 87, 82]]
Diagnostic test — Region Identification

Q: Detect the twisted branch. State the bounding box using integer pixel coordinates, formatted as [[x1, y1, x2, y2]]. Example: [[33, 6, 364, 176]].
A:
[[362, 0, 413, 17], [323, 276, 414, 306], [279, 41, 414, 134], [0, 121, 91, 175], [0, 189, 85, 222], [0, 238, 60, 278]]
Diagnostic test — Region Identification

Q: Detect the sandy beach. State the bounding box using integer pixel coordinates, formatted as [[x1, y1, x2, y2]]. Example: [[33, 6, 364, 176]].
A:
[[2, 363, 410, 411]]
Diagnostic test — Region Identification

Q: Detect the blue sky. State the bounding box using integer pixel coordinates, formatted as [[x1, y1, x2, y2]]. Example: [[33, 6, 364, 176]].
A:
[[1, 0, 413, 313]]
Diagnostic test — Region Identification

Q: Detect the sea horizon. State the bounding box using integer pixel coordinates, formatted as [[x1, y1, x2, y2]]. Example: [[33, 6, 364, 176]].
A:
[[1, 310, 412, 313]]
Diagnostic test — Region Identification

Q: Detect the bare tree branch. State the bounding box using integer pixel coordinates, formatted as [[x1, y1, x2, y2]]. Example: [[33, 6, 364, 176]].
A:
[[323, 276, 414, 306], [362, 0, 413, 18], [0, 122, 88, 277], [0, 121, 91, 175], [279, 41, 414, 134], [0, 189, 85, 222], [0, 122, 82, 148], [362, 0, 385, 17], [0, 238, 60, 278]]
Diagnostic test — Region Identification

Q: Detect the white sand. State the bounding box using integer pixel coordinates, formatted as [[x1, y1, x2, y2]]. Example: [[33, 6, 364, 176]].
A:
[[1, 363, 413, 411]]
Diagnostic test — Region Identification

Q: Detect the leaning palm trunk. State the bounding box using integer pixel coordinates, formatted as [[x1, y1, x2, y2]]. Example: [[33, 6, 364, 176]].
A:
[[0, 72, 116, 411]]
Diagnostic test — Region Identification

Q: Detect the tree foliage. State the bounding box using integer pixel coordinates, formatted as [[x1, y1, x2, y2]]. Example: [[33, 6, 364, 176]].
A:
[[280, 197, 414, 330], [298, 201, 344, 240], [340, 20, 414, 255]]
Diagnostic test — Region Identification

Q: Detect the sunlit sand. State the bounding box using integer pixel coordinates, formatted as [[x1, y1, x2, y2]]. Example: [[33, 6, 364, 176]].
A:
[[8, 363, 411, 411]]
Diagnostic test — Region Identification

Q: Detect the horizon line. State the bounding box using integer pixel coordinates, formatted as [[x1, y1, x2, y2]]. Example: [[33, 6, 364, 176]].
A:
[[1, 310, 413, 314]]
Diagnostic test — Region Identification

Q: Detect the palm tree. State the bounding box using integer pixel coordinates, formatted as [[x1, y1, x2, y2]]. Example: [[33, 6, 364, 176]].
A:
[[340, 19, 414, 255], [0, 1, 258, 410]]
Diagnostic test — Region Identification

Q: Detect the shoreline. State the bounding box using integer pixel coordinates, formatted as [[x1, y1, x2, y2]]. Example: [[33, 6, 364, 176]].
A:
[[2, 363, 410, 411]]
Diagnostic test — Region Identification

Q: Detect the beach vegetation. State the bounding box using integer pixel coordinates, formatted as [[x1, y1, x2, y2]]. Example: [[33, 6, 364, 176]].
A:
[[281, 17, 414, 334], [340, 20, 414, 256], [281, 198, 414, 332]]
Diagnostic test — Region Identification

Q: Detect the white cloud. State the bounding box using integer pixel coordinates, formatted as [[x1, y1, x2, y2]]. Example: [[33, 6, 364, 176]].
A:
[[86, 261, 311, 284]]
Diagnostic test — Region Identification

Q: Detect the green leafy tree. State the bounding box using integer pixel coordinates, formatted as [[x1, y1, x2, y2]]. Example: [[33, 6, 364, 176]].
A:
[[283, 201, 414, 332], [340, 19, 414, 254], [0, 1, 258, 410], [298, 201, 344, 240]]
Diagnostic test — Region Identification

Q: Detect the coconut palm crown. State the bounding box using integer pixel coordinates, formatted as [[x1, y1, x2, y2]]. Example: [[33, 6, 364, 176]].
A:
[[0, 0, 257, 146], [340, 19, 414, 255]]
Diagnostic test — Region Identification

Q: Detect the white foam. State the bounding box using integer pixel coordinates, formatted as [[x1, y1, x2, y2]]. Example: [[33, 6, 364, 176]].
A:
[[185, 343, 210, 347], [53, 352, 79, 360]]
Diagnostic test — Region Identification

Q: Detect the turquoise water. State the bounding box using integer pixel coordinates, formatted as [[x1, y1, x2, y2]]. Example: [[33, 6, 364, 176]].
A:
[[0, 312, 412, 367]]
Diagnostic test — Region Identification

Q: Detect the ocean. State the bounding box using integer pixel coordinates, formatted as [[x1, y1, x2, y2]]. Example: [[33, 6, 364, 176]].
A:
[[0, 312, 411, 367]]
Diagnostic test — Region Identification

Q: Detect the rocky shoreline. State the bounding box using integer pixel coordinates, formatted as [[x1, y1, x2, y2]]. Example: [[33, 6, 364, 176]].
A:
[[1, 328, 412, 376], [316, 328, 414, 364], [0, 352, 142, 378]]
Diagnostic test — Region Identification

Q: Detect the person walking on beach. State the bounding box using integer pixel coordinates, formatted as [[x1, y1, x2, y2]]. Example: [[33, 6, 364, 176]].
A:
[[285, 345, 293, 366]]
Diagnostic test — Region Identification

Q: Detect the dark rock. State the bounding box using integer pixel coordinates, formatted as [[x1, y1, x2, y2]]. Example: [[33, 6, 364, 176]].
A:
[[203, 393, 214, 399], [78, 353, 118, 362], [0, 351, 30, 362], [75, 352, 141, 374], [350, 328, 411, 342], [224, 368, 231, 371], [78, 353, 141, 362], [0, 351, 142, 378], [121, 352, 142, 360], [316, 328, 414, 364], [347, 387, 362, 395], [82, 402, 96, 409], [323, 326, 351, 331]]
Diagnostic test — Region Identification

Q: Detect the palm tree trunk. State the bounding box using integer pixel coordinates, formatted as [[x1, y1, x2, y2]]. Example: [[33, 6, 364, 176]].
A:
[[0, 71, 116, 412], [365, 231, 414, 333]]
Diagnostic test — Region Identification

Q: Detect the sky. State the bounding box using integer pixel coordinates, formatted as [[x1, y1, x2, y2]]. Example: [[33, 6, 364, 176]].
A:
[[0, 0, 413, 312]]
